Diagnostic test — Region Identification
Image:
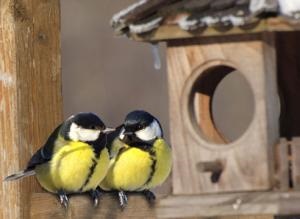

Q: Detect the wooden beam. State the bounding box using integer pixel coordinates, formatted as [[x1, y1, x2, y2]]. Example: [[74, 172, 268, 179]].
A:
[[157, 192, 300, 218], [291, 137, 300, 190], [128, 18, 300, 42], [30, 193, 155, 219], [32, 193, 292, 219], [0, 0, 62, 219], [273, 138, 290, 191]]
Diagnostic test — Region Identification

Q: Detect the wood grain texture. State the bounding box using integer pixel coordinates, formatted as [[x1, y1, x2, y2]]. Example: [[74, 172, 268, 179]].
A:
[[31, 193, 292, 219], [157, 191, 300, 218], [273, 138, 289, 191], [0, 0, 62, 218], [291, 137, 300, 190], [167, 34, 279, 194], [30, 193, 156, 219]]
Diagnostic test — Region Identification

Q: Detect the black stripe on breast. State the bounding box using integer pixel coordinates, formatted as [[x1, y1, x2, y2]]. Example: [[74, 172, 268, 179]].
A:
[[143, 150, 157, 186], [79, 158, 97, 192]]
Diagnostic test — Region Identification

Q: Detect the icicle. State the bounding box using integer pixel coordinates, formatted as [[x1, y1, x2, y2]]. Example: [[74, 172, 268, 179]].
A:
[[151, 43, 161, 70]]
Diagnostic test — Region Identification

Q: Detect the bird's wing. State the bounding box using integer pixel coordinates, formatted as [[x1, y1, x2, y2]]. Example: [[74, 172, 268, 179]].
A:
[[25, 124, 62, 171]]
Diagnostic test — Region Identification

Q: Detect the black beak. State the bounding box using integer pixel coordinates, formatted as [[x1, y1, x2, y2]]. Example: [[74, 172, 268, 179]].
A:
[[123, 130, 134, 136]]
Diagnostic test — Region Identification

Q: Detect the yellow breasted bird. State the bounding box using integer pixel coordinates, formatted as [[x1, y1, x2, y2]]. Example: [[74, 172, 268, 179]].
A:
[[4, 112, 113, 207], [100, 110, 172, 207]]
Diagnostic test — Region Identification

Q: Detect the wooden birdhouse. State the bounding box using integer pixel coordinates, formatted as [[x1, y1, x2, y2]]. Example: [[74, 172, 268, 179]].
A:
[[112, 0, 300, 218]]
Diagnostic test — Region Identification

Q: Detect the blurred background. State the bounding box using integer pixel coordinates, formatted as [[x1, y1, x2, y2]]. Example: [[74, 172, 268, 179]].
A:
[[61, 0, 170, 138], [61, 0, 254, 143]]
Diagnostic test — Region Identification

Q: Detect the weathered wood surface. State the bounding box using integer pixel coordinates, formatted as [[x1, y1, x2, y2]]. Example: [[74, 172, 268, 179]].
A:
[[167, 34, 279, 194], [157, 192, 300, 218], [0, 0, 62, 219], [291, 137, 300, 190], [129, 18, 300, 42], [273, 138, 289, 191], [30, 193, 156, 219], [30, 192, 300, 219]]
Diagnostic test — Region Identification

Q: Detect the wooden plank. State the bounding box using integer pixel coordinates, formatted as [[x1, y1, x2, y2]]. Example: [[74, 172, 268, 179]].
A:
[[273, 138, 290, 191], [291, 137, 300, 190], [167, 34, 279, 194], [215, 217, 274, 219], [30, 193, 156, 219], [176, 216, 275, 219], [157, 192, 300, 218], [0, 0, 62, 219], [129, 18, 300, 42]]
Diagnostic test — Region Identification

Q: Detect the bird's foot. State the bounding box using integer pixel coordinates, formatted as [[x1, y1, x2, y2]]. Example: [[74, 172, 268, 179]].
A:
[[142, 190, 156, 204], [118, 191, 128, 209], [58, 190, 69, 209], [89, 188, 101, 207]]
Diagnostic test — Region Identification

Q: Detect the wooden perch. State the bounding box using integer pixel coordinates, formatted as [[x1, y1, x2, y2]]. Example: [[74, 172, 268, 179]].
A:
[[30, 193, 156, 219]]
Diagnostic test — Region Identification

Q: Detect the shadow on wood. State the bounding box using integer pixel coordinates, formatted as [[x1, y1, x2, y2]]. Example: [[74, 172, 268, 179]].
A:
[[30, 193, 156, 219]]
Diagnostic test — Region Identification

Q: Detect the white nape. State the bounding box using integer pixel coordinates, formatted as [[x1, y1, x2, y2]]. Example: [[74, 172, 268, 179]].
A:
[[69, 123, 101, 142], [135, 120, 162, 141]]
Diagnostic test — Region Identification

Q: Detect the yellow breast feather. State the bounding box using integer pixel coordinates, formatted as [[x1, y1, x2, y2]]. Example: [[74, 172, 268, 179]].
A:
[[82, 147, 109, 191], [101, 147, 153, 191], [143, 138, 172, 190], [36, 141, 108, 193]]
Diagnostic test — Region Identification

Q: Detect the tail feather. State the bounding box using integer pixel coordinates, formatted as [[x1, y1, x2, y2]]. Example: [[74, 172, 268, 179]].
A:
[[4, 170, 35, 181]]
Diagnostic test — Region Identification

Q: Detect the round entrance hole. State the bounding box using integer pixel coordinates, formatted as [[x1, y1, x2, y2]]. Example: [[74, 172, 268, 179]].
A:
[[190, 65, 255, 144]]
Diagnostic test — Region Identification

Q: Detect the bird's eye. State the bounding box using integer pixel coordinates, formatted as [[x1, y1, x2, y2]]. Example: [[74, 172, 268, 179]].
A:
[[89, 125, 98, 130], [137, 125, 143, 129]]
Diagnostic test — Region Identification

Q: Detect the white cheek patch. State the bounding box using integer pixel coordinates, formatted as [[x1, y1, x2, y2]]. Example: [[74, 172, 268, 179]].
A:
[[119, 127, 125, 140], [135, 120, 162, 141], [69, 123, 101, 142]]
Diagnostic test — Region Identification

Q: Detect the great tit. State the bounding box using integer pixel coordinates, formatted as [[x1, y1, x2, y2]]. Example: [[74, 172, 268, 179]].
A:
[[5, 112, 114, 207], [100, 110, 172, 207]]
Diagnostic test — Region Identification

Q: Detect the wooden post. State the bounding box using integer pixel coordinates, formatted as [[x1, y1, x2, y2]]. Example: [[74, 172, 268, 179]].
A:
[[30, 193, 156, 219], [0, 0, 62, 219]]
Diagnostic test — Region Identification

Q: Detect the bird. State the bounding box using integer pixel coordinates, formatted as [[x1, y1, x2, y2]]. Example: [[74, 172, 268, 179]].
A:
[[100, 110, 172, 208], [4, 112, 114, 208]]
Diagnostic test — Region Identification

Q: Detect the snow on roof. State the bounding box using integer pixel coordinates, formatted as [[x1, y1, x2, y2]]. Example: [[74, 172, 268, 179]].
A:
[[112, 0, 300, 39]]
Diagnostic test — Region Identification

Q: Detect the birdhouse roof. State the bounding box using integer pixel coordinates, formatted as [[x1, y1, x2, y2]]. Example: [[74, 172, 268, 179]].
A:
[[112, 0, 300, 41]]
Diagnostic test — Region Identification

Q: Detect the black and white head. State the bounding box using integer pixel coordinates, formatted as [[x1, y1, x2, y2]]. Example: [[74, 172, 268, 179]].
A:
[[61, 112, 114, 143], [119, 110, 163, 145]]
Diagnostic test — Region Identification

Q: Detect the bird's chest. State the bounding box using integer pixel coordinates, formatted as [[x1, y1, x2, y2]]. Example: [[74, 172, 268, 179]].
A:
[[144, 141, 172, 189], [110, 148, 154, 190], [50, 143, 97, 192]]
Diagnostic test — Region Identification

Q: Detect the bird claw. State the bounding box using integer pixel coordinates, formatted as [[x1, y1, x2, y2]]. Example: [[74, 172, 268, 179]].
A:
[[142, 190, 156, 203], [90, 188, 101, 207], [58, 191, 69, 209], [118, 191, 128, 208]]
